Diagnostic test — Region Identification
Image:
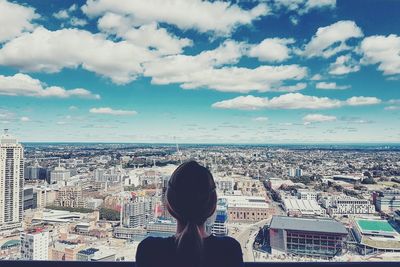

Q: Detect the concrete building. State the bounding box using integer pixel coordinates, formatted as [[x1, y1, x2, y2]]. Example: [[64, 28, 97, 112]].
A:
[[216, 177, 234, 193], [211, 198, 228, 236], [50, 166, 70, 184], [55, 186, 85, 208], [76, 247, 116, 261], [20, 229, 49, 260], [297, 190, 318, 201], [225, 195, 274, 222], [375, 190, 400, 213], [50, 240, 85, 261], [283, 198, 326, 217], [269, 216, 348, 258], [324, 196, 375, 216], [122, 197, 156, 228], [0, 130, 24, 233]]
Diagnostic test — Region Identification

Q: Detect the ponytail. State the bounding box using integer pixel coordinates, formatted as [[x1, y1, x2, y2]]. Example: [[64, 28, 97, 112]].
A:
[[166, 161, 217, 267], [175, 221, 204, 267]]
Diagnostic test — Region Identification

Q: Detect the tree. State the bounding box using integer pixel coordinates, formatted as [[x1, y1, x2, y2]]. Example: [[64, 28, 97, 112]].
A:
[[99, 208, 120, 221]]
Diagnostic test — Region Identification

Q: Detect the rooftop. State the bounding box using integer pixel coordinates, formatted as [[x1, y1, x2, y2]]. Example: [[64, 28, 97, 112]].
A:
[[270, 215, 348, 235], [356, 219, 396, 233]]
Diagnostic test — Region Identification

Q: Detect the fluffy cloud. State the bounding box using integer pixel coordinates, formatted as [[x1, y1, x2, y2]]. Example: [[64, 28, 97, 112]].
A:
[[346, 96, 381, 106], [98, 13, 192, 55], [143, 40, 307, 93], [273, 0, 336, 15], [89, 107, 137, 115], [0, 73, 100, 99], [54, 4, 87, 27], [272, 82, 307, 92], [300, 20, 363, 58], [212, 93, 342, 110], [212, 93, 381, 110], [0, 27, 155, 84], [303, 113, 336, 123], [360, 34, 400, 75], [316, 82, 350, 90], [248, 38, 295, 62], [329, 54, 360, 75], [82, 0, 269, 35], [0, 0, 39, 43]]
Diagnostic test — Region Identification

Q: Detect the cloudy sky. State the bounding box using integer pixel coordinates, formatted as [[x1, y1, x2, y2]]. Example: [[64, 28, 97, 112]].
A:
[[0, 0, 399, 143]]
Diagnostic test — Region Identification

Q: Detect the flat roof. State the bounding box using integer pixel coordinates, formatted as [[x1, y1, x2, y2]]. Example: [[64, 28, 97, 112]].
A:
[[357, 219, 396, 233], [270, 215, 348, 235]]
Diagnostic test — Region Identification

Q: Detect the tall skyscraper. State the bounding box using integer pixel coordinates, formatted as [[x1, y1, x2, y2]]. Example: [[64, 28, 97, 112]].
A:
[[0, 129, 24, 233]]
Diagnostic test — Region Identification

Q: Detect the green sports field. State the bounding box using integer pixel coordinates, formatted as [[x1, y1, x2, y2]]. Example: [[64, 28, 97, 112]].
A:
[[357, 219, 395, 232]]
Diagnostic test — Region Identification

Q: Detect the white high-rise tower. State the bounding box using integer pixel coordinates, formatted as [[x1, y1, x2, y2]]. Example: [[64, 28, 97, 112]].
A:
[[0, 129, 24, 233]]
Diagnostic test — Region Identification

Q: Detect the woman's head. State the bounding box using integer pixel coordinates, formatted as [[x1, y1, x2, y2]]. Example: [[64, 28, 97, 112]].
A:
[[166, 160, 217, 266]]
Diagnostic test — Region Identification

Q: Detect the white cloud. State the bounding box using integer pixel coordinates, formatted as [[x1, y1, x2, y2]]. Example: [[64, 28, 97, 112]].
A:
[[0, 73, 100, 99], [253, 116, 269, 122], [346, 96, 381, 106], [143, 40, 307, 93], [329, 54, 360, 75], [310, 74, 323, 81], [212, 93, 342, 110], [303, 113, 336, 123], [384, 106, 400, 111], [0, 0, 39, 43], [53, 4, 87, 27], [70, 17, 88, 27], [300, 20, 363, 58], [0, 27, 155, 84], [98, 13, 192, 55], [272, 82, 307, 92], [20, 116, 30, 122], [90, 107, 138, 115], [53, 10, 69, 19], [316, 82, 350, 90], [360, 34, 400, 76], [273, 0, 335, 15], [82, 0, 269, 35], [248, 38, 295, 62], [212, 93, 382, 110]]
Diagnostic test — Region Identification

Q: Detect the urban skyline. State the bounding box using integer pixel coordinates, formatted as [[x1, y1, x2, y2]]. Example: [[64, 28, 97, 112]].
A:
[[0, 0, 399, 143]]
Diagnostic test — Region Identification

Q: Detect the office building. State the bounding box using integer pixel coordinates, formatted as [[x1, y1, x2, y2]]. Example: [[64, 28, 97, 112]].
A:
[[55, 186, 85, 208], [211, 198, 228, 236], [269, 216, 348, 258], [0, 130, 24, 232], [50, 165, 70, 184], [375, 190, 400, 213], [20, 229, 49, 260], [225, 195, 274, 222], [324, 196, 375, 216], [122, 197, 156, 228]]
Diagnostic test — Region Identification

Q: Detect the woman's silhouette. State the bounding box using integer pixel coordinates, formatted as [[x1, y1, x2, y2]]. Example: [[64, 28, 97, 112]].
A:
[[136, 160, 243, 267]]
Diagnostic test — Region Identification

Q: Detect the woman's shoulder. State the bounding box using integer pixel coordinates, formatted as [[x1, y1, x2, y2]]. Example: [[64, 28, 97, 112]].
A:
[[207, 235, 242, 250], [138, 236, 175, 249]]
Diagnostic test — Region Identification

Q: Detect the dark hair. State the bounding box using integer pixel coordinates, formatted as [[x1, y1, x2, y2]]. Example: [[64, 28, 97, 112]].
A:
[[166, 160, 217, 267]]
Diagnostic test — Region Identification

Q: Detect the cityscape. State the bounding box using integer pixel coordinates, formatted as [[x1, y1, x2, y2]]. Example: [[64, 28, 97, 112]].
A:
[[1, 131, 400, 262], [1, 0, 400, 263]]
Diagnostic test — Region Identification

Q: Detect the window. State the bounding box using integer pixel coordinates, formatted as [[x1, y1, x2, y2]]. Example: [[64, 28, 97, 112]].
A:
[[1, 0, 400, 265]]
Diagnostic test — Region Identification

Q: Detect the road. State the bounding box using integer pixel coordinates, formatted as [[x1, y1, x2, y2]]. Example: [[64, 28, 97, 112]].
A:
[[230, 218, 271, 261]]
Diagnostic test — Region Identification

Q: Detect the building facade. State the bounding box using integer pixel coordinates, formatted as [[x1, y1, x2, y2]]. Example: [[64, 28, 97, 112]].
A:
[[0, 130, 24, 233], [269, 216, 348, 259], [20, 230, 49, 260]]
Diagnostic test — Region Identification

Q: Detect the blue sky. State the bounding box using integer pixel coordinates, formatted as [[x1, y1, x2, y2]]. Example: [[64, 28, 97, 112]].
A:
[[0, 0, 399, 143]]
